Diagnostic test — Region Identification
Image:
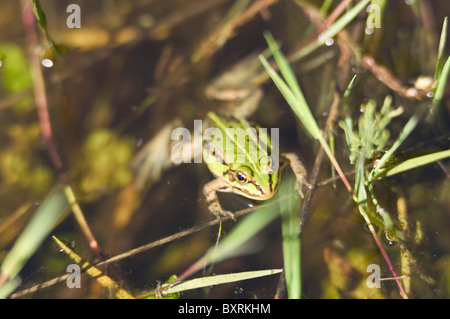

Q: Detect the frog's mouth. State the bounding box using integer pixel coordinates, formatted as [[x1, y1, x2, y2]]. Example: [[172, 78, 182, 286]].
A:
[[225, 178, 279, 201]]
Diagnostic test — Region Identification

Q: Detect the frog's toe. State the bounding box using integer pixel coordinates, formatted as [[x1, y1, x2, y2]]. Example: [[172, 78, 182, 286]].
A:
[[220, 210, 235, 221], [208, 204, 235, 221], [295, 181, 305, 198]]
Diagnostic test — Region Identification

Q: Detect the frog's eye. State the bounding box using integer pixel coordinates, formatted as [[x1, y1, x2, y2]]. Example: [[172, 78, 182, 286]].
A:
[[232, 166, 252, 184], [236, 171, 247, 183]]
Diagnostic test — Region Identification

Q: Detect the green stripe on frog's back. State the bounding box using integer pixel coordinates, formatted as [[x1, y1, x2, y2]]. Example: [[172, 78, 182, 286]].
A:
[[207, 112, 268, 167]]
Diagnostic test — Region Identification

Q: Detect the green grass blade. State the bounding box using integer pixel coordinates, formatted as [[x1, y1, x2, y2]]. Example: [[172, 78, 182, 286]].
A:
[[31, 0, 47, 29], [429, 53, 450, 127], [0, 277, 21, 299], [317, 0, 370, 42], [164, 269, 282, 295], [433, 55, 450, 102], [264, 32, 303, 102], [53, 236, 135, 299], [0, 187, 68, 296], [290, 0, 370, 61], [260, 36, 353, 192], [205, 202, 280, 264], [172, 201, 281, 285], [370, 114, 419, 180], [279, 177, 302, 299], [174, 177, 301, 286], [386, 149, 450, 177], [344, 75, 358, 99], [355, 150, 368, 207], [434, 17, 448, 81], [259, 53, 320, 139], [319, 0, 334, 15]]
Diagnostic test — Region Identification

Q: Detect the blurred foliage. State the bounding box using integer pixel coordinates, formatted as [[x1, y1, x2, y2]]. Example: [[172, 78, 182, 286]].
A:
[[0, 44, 32, 93], [322, 248, 384, 299], [71, 129, 135, 200], [0, 123, 54, 201], [0, 44, 33, 111]]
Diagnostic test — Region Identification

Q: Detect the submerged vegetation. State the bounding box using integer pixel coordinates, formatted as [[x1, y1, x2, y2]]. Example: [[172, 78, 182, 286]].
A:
[[0, 0, 449, 299]]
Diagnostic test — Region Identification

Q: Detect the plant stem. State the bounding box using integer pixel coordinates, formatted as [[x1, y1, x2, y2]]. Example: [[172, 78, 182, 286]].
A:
[[20, 0, 102, 257]]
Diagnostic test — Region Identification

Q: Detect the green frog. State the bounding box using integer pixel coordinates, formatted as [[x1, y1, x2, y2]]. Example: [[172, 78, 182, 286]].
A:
[[201, 111, 308, 218]]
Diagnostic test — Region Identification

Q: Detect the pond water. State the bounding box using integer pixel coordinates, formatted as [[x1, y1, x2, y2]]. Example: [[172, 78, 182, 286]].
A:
[[0, 0, 448, 299]]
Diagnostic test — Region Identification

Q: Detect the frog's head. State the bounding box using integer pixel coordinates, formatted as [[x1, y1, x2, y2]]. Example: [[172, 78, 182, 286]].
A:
[[205, 111, 281, 200], [224, 162, 280, 201]]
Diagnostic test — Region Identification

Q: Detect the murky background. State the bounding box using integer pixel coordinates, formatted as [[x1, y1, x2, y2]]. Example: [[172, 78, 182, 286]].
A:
[[0, 0, 449, 298]]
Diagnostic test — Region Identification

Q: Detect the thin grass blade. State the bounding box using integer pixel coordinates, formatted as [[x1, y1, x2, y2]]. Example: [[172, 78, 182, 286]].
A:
[[290, 0, 370, 61], [260, 39, 353, 192], [370, 114, 419, 180], [0, 187, 68, 295], [53, 236, 135, 299], [433, 56, 450, 103], [279, 177, 302, 299], [164, 269, 282, 295], [386, 149, 450, 177], [0, 187, 67, 277], [434, 17, 448, 81], [259, 53, 320, 139]]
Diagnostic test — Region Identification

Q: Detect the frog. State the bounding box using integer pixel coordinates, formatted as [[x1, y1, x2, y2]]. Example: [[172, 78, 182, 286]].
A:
[[201, 53, 308, 218], [201, 111, 308, 219]]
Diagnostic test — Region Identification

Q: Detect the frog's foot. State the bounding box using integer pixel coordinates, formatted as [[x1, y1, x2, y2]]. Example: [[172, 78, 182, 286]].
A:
[[208, 202, 235, 221], [294, 181, 305, 198], [203, 179, 236, 221]]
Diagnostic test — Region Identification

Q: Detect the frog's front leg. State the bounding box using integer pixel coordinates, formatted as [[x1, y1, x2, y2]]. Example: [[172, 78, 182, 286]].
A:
[[281, 153, 311, 198], [203, 178, 235, 220]]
